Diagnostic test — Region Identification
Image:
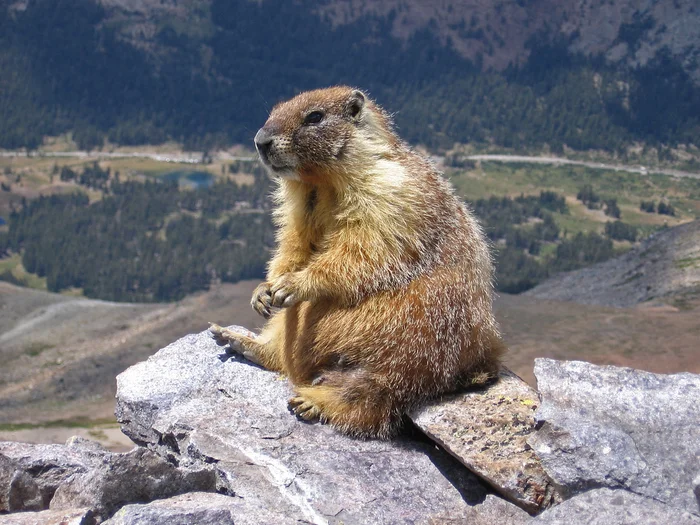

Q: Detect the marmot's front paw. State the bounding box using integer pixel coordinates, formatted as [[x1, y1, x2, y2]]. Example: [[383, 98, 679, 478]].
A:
[[269, 273, 301, 308], [251, 282, 273, 318]]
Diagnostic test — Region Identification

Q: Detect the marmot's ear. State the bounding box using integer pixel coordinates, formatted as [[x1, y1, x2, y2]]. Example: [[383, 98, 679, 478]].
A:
[[347, 90, 365, 120]]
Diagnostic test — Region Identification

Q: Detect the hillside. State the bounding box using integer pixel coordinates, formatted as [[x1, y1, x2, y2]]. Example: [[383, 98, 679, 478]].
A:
[[525, 219, 700, 307], [1, 0, 699, 152], [0, 280, 263, 444]]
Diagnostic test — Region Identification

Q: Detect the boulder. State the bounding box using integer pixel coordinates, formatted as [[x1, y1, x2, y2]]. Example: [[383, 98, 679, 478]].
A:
[[0, 437, 216, 522], [411, 368, 561, 513], [528, 359, 700, 516], [115, 328, 491, 524], [103, 491, 295, 525], [50, 446, 217, 521], [531, 488, 700, 525], [0, 507, 95, 525], [0, 438, 109, 511], [0, 453, 42, 512]]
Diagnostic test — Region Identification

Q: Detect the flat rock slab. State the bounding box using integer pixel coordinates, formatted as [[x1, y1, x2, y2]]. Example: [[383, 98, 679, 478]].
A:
[[528, 359, 700, 516], [411, 368, 561, 513], [531, 488, 700, 525], [103, 491, 295, 525], [115, 327, 490, 525]]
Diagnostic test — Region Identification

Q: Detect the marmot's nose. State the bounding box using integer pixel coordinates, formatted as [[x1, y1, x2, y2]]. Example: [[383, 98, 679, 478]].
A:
[[254, 128, 273, 159]]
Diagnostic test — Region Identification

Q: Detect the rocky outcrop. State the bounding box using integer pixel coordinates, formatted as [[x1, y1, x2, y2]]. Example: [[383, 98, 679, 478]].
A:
[[114, 329, 490, 524], [525, 219, 700, 307], [2, 328, 700, 524], [528, 358, 700, 516]]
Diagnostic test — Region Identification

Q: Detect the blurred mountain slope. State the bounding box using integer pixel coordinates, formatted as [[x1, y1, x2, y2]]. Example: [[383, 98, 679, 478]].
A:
[[1, 0, 698, 151], [526, 219, 700, 307]]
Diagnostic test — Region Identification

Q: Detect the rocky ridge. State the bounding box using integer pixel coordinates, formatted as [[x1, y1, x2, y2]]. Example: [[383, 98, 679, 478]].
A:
[[1, 327, 699, 524]]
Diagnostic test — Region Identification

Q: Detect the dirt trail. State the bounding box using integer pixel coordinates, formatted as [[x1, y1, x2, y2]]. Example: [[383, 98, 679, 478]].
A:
[[0, 150, 255, 164]]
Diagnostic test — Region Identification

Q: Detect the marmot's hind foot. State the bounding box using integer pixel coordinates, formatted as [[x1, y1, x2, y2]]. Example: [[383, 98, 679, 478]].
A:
[[288, 395, 324, 422], [292, 383, 397, 439]]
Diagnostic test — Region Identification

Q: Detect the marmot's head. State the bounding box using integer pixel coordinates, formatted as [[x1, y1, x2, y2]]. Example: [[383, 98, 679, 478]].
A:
[[254, 86, 396, 183]]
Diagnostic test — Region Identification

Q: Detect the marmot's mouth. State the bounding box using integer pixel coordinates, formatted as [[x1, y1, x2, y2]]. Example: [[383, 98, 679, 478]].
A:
[[269, 163, 291, 172], [259, 161, 298, 180], [258, 154, 288, 171]]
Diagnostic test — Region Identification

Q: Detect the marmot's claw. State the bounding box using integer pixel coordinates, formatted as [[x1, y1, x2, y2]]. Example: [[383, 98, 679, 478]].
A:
[[270, 288, 289, 308], [251, 282, 273, 318], [288, 396, 321, 421], [252, 301, 271, 318], [268, 273, 301, 309]]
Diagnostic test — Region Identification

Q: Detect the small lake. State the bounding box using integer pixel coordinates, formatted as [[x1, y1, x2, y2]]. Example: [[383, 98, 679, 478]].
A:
[[162, 170, 214, 189]]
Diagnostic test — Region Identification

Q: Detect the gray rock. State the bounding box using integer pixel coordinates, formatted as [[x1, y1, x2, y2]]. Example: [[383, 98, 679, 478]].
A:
[[411, 367, 561, 513], [463, 494, 533, 525], [0, 453, 42, 512], [0, 507, 95, 525], [528, 359, 700, 516], [531, 488, 700, 525], [50, 446, 217, 522], [0, 437, 216, 522], [115, 328, 491, 525], [103, 491, 295, 525], [0, 438, 107, 510]]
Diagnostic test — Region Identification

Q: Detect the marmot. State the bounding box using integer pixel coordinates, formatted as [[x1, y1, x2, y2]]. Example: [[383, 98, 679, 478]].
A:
[[210, 86, 504, 438]]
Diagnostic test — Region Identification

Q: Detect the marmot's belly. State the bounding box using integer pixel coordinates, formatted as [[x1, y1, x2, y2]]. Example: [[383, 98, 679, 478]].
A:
[[281, 268, 480, 389]]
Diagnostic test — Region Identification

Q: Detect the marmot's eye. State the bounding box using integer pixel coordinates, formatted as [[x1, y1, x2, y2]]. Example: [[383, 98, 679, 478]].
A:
[[303, 111, 324, 125]]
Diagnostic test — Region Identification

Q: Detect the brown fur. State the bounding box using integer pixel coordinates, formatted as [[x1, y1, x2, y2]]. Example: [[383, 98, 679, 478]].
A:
[[211, 86, 505, 438]]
